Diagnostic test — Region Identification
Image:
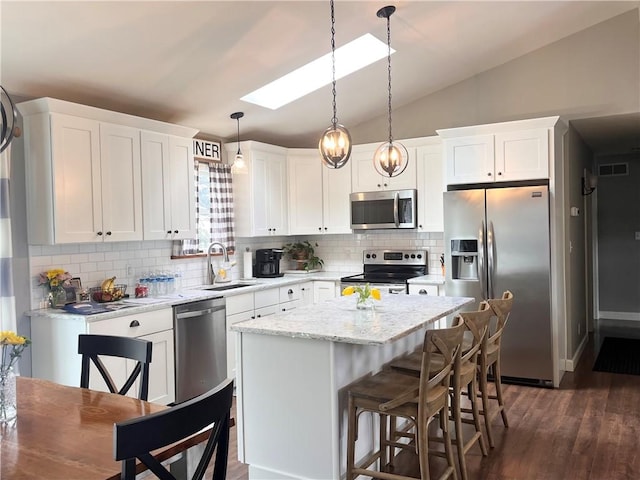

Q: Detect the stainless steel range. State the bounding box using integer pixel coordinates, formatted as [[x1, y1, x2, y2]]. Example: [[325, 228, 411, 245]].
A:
[[340, 249, 428, 294]]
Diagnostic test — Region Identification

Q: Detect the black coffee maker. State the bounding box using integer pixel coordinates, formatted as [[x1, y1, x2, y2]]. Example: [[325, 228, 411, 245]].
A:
[[254, 248, 284, 278]]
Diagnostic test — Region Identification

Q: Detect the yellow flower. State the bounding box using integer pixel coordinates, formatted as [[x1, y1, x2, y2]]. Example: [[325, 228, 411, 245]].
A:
[[342, 286, 355, 296], [1, 331, 31, 372], [371, 288, 381, 300]]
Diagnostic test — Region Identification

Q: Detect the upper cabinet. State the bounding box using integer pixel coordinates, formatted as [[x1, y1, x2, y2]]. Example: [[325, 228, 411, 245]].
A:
[[228, 141, 288, 237], [438, 117, 559, 186], [415, 137, 445, 232], [287, 149, 351, 235], [141, 132, 196, 240], [350, 143, 417, 192], [19, 98, 198, 245]]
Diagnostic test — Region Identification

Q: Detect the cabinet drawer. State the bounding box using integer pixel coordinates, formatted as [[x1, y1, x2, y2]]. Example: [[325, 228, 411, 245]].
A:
[[408, 285, 439, 296], [255, 288, 279, 309], [254, 304, 278, 318], [279, 299, 302, 312], [279, 284, 301, 303], [88, 308, 172, 337], [226, 292, 255, 315]]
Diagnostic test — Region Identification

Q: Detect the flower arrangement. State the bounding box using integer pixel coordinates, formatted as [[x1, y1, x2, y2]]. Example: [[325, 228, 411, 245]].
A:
[[342, 283, 381, 309], [0, 331, 31, 373], [38, 268, 72, 290]]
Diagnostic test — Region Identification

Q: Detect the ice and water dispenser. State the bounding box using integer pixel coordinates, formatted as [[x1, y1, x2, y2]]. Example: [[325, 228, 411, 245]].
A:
[[450, 239, 478, 280]]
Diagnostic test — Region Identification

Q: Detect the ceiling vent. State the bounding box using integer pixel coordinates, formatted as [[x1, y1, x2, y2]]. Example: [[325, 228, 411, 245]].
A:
[[598, 163, 628, 176]]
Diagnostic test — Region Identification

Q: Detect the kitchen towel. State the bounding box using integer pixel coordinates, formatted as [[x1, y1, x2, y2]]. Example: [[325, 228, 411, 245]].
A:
[[243, 250, 253, 279]]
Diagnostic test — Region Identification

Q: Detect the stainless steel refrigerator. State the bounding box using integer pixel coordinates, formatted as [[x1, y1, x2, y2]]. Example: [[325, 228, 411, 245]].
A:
[[444, 185, 553, 386]]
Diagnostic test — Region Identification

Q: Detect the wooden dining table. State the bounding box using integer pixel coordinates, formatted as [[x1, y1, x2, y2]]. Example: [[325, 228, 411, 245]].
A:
[[0, 377, 207, 480]]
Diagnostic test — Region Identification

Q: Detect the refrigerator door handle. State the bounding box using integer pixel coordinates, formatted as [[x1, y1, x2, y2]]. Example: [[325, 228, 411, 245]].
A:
[[487, 221, 495, 299], [478, 221, 486, 299]]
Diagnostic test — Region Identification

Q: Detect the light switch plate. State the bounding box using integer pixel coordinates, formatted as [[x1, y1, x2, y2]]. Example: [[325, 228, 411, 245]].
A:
[[635, 232, 640, 240]]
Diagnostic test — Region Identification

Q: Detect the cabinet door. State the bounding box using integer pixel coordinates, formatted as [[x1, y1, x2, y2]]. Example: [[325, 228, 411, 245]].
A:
[[416, 142, 444, 232], [50, 114, 103, 243], [351, 146, 384, 191], [168, 136, 197, 239], [322, 162, 352, 233], [141, 131, 172, 240], [288, 151, 323, 235], [99, 122, 143, 241], [266, 151, 288, 235], [299, 281, 314, 305], [445, 134, 495, 185], [227, 310, 254, 379], [251, 151, 271, 236], [495, 128, 549, 181], [136, 329, 175, 405]]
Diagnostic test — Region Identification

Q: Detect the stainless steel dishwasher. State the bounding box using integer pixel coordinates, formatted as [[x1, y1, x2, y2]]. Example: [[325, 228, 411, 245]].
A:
[[173, 296, 227, 403]]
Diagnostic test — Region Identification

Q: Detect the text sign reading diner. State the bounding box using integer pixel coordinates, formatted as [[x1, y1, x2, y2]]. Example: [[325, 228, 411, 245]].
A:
[[194, 139, 221, 161]]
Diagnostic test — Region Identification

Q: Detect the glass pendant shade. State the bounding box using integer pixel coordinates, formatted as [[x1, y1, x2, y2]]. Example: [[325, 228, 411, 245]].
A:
[[319, 123, 352, 169], [230, 112, 248, 174], [373, 141, 408, 177]]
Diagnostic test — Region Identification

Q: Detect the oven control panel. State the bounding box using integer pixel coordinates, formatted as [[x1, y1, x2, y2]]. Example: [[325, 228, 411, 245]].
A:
[[363, 249, 427, 265]]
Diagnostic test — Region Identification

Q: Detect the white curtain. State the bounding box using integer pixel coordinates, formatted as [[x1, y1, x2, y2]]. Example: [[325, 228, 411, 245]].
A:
[[0, 145, 16, 332]]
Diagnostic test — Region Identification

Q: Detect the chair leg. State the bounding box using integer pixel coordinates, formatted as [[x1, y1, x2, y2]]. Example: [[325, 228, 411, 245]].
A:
[[417, 414, 431, 480], [346, 395, 357, 480], [451, 385, 468, 480], [440, 408, 457, 480], [493, 359, 509, 428], [469, 374, 488, 456], [479, 361, 495, 448], [379, 413, 388, 472]]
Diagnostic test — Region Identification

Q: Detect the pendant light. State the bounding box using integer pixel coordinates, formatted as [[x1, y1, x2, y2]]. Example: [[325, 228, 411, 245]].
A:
[[318, 0, 352, 169], [230, 112, 247, 174], [373, 5, 408, 178]]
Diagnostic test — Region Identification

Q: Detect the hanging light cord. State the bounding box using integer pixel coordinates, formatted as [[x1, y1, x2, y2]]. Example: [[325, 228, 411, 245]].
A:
[[330, 0, 338, 129], [385, 13, 393, 144]]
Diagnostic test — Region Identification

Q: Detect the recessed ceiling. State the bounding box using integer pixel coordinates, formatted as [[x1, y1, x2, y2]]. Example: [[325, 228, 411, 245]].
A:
[[1, 1, 638, 150]]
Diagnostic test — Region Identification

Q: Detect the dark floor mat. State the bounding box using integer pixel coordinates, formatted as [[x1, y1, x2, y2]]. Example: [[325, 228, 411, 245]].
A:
[[593, 337, 640, 375]]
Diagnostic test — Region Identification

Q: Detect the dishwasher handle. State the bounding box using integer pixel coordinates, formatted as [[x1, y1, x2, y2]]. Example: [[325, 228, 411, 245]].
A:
[[175, 305, 225, 320]]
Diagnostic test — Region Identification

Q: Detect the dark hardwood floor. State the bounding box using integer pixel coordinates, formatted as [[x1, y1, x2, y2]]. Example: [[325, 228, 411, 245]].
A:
[[224, 319, 640, 480]]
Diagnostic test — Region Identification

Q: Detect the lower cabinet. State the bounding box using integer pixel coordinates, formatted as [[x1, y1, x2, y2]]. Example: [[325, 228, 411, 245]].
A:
[[408, 284, 443, 296], [313, 281, 339, 303], [31, 307, 175, 405]]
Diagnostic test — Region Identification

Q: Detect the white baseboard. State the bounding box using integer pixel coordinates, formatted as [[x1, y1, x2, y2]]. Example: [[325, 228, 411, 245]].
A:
[[597, 311, 640, 321], [565, 334, 589, 372]]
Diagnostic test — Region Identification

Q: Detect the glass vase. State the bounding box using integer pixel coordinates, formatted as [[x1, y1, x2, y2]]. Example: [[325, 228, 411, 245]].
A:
[[356, 296, 375, 310], [48, 286, 67, 308], [0, 366, 17, 423]]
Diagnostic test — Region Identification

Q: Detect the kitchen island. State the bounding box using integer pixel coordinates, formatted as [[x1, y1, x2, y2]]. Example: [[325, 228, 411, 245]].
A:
[[231, 293, 474, 480]]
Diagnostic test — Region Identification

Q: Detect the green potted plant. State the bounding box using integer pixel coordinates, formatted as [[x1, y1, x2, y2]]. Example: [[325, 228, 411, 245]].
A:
[[282, 241, 324, 271]]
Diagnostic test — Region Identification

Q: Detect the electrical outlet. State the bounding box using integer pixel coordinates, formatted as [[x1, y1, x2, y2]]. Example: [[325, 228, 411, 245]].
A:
[[126, 265, 134, 276], [635, 232, 640, 241]]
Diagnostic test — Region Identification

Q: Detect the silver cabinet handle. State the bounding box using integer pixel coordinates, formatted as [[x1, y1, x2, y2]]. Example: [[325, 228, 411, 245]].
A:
[[129, 320, 140, 327], [419, 289, 428, 295]]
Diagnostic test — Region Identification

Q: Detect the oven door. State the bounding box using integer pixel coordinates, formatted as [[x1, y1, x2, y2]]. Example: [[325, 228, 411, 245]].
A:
[[340, 281, 408, 295]]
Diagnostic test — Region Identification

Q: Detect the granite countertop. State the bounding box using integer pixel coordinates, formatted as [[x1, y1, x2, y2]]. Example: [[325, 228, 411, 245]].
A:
[[25, 272, 353, 322], [231, 293, 474, 345], [407, 274, 445, 285]]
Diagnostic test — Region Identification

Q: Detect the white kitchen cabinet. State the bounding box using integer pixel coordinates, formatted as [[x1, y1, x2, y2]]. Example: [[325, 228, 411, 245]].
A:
[[408, 284, 441, 296], [228, 141, 288, 237], [288, 149, 351, 235], [416, 137, 445, 232], [141, 131, 196, 240], [30, 307, 175, 405], [19, 97, 197, 245], [438, 117, 557, 186], [314, 280, 339, 303], [350, 143, 417, 192], [279, 284, 302, 312], [299, 281, 314, 305]]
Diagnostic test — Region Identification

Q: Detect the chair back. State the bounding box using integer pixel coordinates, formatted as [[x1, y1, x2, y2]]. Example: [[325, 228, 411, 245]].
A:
[[420, 319, 465, 402], [482, 290, 514, 350], [459, 303, 493, 365], [114, 378, 234, 480], [78, 334, 152, 401]]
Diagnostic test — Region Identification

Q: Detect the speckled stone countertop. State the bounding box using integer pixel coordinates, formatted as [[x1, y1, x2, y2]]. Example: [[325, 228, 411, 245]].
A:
[[407, 274, 445, 285], [26, 271, 354, 322], [231, 293, 474, 345]]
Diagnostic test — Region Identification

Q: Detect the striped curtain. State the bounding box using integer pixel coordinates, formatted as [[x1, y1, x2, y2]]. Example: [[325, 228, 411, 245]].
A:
[[195, 161, 235, 254], [0, 145, 16, 332]]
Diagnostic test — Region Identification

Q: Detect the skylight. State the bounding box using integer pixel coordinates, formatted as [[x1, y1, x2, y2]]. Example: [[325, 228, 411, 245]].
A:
[[241, 33, 393, 110]]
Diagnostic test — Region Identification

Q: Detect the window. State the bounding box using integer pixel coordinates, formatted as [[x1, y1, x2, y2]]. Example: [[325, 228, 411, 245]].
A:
[[195, 160, 235, 254]]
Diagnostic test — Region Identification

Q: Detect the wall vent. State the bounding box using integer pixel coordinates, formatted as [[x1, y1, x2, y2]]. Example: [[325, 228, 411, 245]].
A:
[[598, 163, 628, 176]]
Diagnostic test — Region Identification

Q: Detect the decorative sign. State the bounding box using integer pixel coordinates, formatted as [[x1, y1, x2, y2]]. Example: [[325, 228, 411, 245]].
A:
[[193, 139, 221, 161]]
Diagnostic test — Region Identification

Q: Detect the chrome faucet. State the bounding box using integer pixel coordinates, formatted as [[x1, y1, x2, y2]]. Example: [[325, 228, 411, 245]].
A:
[[207, 242, 229, 284]]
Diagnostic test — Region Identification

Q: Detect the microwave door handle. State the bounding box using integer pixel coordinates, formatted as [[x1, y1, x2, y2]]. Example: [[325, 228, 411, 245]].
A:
[[393, 191, 400, 227], [478, 221, 487, 299]]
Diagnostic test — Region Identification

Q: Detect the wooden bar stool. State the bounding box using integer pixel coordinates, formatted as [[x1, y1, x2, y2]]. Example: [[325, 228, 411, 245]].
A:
[[390, 305, 492, 480], [345, 320, 465, 480], [475, 290, 514, 448]]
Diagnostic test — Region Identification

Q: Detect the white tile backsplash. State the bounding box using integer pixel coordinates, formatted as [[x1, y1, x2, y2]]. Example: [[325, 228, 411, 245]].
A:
[[28, 231, 444, 309]]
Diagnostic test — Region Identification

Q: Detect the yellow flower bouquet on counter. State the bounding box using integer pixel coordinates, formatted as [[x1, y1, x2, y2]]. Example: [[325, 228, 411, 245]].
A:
[[0, 331, 31, 423], [342, 283, 381, 310]]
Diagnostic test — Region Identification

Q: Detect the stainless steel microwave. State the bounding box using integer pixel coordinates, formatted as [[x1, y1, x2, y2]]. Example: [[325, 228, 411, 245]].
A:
[[350, 189, 417, 230]]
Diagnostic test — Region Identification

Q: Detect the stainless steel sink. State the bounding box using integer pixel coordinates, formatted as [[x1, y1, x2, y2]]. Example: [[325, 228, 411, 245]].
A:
[[200, 283, 256, 292]]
